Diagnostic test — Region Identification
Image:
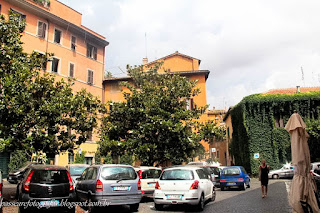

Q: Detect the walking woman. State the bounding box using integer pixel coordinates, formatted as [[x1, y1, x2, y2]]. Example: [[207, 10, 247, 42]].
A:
[[259, 159, 269, 198]]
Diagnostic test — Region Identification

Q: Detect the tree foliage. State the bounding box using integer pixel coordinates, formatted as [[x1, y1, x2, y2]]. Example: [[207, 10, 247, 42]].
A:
[[0, 12, 102, 156], [99, 63, 208, 166]]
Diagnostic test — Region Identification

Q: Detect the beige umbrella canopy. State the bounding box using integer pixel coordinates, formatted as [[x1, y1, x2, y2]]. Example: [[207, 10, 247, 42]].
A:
[[285, 112, 319, 213]]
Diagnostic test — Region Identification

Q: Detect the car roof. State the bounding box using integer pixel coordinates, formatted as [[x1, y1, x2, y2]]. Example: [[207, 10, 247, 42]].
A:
[[67, 164, 89, 167], [30, 165, 67, 170], [95, 164, 134, 168], [222, 166, 242, 169], [163, 166, 202, 171], [134, 166, 161, 171]]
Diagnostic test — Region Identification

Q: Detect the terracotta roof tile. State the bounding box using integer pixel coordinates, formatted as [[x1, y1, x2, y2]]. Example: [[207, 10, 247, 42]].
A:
[[263, 87, 320, 95]]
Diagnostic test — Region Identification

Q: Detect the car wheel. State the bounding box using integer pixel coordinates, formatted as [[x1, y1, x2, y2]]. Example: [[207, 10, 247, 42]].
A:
[[129, 203, 139, 212], [247, 183, 251, 188], [272, 174, 279, 179], [241, 183, 246, 191], [196, 194, 205, 211], [211, 188, 216, 202], [154, 203, 163, 211], [221, 186, 225, 191]]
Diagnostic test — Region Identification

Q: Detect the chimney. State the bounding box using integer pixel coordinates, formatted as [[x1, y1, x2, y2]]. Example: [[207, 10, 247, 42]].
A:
[[143, 57, 148, 65], [296, 86, 300, 93]]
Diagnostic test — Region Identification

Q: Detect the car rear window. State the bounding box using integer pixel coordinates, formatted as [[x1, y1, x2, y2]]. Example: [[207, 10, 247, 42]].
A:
[[160, 169, 194, 180], [222, 168, 241, 176], [30, 170, 68, 184], [210, 167, 220, 175], [142, 169, 161, 179], [69, 166, 87, 176], [101, 167, 137, 180]]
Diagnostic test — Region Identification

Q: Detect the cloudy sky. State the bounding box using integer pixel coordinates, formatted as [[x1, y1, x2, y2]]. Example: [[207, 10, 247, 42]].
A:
[[60, 0, 320, 109]]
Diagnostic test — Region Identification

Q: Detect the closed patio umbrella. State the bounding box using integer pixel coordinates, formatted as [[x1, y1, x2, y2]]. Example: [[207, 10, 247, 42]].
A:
[[285, 112, 319, 213]]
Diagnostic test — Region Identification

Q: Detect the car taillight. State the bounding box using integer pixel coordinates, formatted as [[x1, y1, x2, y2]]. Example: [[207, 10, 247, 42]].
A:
[[24, 171, 34, 191], [138, 179, 141, 190], [96, 180, 103, 191], [155, 181, 160, 189], [237, 178, 244, 181], [220, 179, 226, 182], [138, 170, 143, 179], [190, 180, 199, 190], [66, 171, 74, 191]]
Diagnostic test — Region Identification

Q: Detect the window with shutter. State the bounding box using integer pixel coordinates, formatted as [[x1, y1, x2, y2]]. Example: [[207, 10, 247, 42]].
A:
[[87, 70, 94, 85], [69, 63, 74, 77], [37, 21, 47, 38], [86, 43, 97, 60], [71, 36, 76, 51], [54, 29, 62, 44], [51, 58, 59, 73]]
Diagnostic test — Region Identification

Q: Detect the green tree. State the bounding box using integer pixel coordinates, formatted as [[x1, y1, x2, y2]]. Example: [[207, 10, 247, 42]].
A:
[[8, 150, 29, 172], [99, 63, 208, 166], [306, 119, 320, 162], [199, 121, 226, 144], [0, 12, 102, 156]]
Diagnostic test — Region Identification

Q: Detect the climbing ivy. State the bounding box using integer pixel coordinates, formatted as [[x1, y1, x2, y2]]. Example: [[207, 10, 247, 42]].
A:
[[230, 91, 320, 174]]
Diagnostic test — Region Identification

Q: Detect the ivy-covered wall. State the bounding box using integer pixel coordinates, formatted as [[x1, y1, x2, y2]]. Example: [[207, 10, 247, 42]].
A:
[[230, 91, 320, 175]]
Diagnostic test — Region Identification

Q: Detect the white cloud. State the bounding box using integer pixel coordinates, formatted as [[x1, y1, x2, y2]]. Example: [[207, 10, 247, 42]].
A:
[[60, 0, 320, 109]]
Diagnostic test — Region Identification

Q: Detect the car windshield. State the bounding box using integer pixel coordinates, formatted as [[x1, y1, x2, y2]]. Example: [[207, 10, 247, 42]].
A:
[[142, 169, 161, 179], [222, 168, 241, 176], [160, 169, 194, 180], [101, 167, 137, 180], [31, 170, 68, 184], [69, 166, 87, 176]]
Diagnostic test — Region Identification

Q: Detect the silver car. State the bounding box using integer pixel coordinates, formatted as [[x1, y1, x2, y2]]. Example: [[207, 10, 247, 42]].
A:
[[268, 165, 294, 179], [76, 164, 142, 212], [66, 164, 89, 184]]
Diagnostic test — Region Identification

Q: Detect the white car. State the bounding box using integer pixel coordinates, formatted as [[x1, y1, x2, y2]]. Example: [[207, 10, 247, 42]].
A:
[[153, 166, 216, 211], [311, 162, 320, 177], [134, 166, 162, 198]]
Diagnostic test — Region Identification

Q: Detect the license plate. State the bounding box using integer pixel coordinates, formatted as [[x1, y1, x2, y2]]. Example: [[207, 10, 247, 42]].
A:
[[40, 200, 59, 206], [227, 182, 236, 186], [148, 182, 156, 186], [113, 186, 130, 191], [167, 194, 182, 200]]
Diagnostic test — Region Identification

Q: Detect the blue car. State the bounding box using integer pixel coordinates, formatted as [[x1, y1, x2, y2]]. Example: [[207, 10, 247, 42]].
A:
[[220, 166, 250, 191]]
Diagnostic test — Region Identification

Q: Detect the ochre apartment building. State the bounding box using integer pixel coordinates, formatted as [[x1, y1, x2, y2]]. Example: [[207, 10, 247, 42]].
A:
[[104, 51, 212, 157], [1, 0, 109, 166]]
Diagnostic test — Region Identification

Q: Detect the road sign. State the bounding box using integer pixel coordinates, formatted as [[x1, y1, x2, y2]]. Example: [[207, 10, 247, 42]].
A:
[[211, 148, 216, 152], [254, 153, 260, 159]]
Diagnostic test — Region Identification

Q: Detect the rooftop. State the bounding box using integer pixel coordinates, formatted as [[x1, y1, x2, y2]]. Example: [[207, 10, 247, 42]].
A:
[[146, 51, 201, 66], [263, 86, 320, 95]]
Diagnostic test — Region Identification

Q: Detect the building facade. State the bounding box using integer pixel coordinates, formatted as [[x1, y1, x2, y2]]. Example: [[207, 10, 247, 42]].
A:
[[104, 51, 211, 155], [1, 0, 108, 168]]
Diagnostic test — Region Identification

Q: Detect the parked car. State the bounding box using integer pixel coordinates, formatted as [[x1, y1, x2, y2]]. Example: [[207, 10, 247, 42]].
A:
[[208, 166, 221, 188], [153, 166, 216, 211], [311, 162, 320, 177], [7, 162, 39, 184], [268, 165, 294, 179], [220, 166, 250, 191], [16, 165, 76, 213], [187, 165, 219, 187], [0, 170, 3, 213], [314, 168, 320, 199], [66, 164, 89, 184], [76, 164, 141, 212], [188, 162, 208, 166], [134, 166, 162, 198]]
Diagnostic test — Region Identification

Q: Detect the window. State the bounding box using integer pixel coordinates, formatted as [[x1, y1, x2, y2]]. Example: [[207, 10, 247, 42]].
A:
[[87, 130, 93, 141], [275, 113, 284, 128], [85, 157, 93, 165], [51, 58, 59, 73], [36, 52, 47, 70], [68, 153, 74, 164], [217, 150, 220, 159], [54, 28, 62, 44], [196, 169, 208, 179], [69, 63, 74, 77], [37, 21, 47, 39], [71, 36, 76, 51], [0, 4, 2, 14], [11, 9, 26, 22], [87, 70, 94, 85], [86, 43, 97, 60], [186, 98, 194, 110]]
